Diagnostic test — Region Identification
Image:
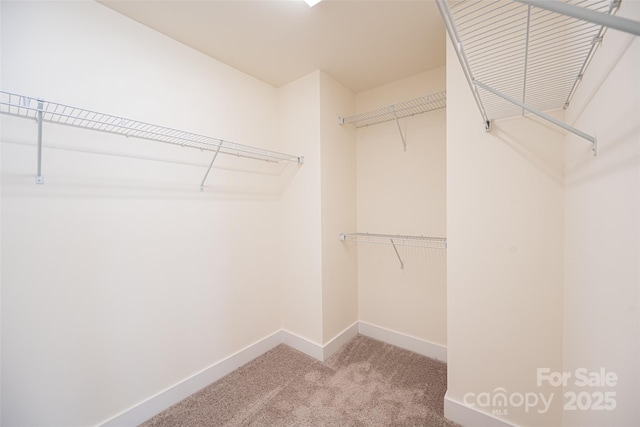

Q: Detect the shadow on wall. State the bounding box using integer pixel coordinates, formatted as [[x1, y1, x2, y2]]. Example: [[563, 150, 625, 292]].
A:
[[490, 115, 566, 186], [564, 121, 640, 188], [344, 240, 446, 274], [0, 134, 302, 201]]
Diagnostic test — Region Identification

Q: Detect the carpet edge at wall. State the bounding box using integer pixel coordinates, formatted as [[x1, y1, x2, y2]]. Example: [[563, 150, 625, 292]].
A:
[[98, 322, 446, 427]]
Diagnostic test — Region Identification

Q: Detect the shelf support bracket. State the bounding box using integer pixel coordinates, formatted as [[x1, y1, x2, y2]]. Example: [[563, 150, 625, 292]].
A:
[[391, 106, 407, 151], [474, 79, 597, 156], [436, 0, 491, 129], [35, 99, 44, 184], [200, 142, 222, 192], [390, 238, 404, 270]]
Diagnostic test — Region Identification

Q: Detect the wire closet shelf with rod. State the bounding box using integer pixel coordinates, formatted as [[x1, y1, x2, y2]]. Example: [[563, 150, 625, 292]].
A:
[[0, 90, 304, 190], [339, 233, 447, 270], [338, 90, 446, 151], [436, 0, 640, 156]]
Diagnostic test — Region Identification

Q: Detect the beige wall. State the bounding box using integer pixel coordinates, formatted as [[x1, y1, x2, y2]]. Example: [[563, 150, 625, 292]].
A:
[[355, 68, 447, 346], [1, 4, 433, 420], [319, 72, 358, 344], [279, 70, 360, 349], [278, 71, 323, 346], [446, 35, 565, 426], [1, 2, 286, 425], [563, 1, 640, 426], [280, 67, 448, 350]]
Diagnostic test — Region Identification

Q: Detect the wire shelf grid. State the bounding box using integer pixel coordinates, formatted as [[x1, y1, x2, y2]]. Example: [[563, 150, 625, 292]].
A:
[[339, 233, 447, 250], [0, 91, 303, 164], [340, 91, 446, 128], [443, 0, 618, 121]]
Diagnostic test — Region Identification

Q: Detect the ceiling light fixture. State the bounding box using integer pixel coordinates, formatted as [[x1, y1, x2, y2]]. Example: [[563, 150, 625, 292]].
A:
[[304, 0, 322, 7]]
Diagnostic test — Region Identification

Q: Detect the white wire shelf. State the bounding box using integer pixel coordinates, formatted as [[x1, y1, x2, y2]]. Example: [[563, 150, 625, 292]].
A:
[[436, 0, 638, 156], [339, 232, 447, 269], [339, 91, 446, 128], [0, 90, 304, 187], [339, 232, 447, 249], [338, 91, 446, 151]]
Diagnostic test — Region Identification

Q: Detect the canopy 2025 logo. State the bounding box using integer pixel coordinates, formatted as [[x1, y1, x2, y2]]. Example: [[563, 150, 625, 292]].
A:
[[537, 368, 617, 411]]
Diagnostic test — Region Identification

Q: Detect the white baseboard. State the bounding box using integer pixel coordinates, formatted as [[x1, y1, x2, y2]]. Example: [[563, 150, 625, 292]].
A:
[[280, 329, 324, 361], [358, 321, 447, 362], [100, 323, 447, 426], [98, 330, 283, 427], [444, 393, 518, 427], [279, 321, 359, 362], [322, 321, 359, 361]]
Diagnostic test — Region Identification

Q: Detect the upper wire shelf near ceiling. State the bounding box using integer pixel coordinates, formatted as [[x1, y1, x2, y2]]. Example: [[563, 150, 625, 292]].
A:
[[447, 0, 616, 120], [339, 91, 446, 128], [339, 91, 446, 151], [436, 0, 640, 156], [0, 90, 303, 188]]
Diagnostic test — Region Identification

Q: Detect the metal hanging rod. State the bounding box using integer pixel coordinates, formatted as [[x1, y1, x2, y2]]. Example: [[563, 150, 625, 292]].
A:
[[474, 79, 598, 155], [436, 0, 638, 156], [338, 91, 446, 151], [339, 232, 447, 270], [0, 90, 304, 188], [515, 0, 639, 36]]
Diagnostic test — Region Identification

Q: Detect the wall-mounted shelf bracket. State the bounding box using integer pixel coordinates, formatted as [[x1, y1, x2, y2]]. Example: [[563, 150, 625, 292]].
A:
[[200, 142, 222, 192], [391, 106, 407, 151], [35, 99, 44, 184], [474, 80, 597, 156], [389, 238, 404, 269]]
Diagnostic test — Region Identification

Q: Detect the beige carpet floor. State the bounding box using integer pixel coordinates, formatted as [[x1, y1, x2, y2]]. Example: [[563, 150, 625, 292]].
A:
[[140, 334, 459, 426]]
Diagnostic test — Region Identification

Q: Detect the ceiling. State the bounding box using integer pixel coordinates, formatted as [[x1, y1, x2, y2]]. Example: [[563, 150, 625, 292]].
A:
[[98, 0, 446, 94]]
